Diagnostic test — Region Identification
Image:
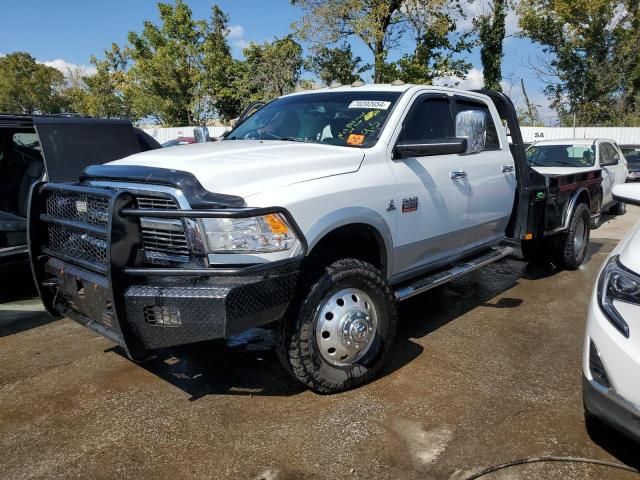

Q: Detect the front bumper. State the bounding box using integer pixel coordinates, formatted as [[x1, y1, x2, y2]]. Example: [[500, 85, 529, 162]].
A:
[[583, 280, 640, 443], [583, 375, 640, 443], [29, 181, 305, 360], [45, 257, 299, 352]]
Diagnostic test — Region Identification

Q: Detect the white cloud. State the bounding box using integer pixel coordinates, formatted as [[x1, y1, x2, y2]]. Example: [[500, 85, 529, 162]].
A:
[[457, 0, 520, 37], [39, 58, 96, 77], [434, 67, 485, 89], [227, 24, 250, 50]]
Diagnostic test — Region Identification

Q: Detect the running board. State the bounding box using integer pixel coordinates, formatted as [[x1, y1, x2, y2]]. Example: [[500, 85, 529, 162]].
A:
[[394, 246, 513, 302]]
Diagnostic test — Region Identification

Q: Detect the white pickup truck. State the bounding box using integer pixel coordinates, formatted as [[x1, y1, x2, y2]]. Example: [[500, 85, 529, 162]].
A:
[[526, 139, 628, 228], [29, 85, 601, 392]]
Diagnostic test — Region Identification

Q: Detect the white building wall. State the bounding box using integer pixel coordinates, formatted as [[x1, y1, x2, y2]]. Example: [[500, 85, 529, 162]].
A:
[[521, 127, 640, 145], [141, 126, 231, 144]]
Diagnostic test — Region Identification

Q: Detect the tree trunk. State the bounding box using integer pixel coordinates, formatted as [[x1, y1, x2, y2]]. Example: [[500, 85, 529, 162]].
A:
[[373, 42, 385, 83]]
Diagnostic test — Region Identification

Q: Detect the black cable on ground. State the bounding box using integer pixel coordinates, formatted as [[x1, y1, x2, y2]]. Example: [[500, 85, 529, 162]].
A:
[[461, 456, 640, 479]]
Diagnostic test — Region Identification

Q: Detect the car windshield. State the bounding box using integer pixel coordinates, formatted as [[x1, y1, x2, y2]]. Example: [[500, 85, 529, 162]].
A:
[[526, 144, 596, 167], [622, 147, 640, 169], [224, 91, 402, 147]]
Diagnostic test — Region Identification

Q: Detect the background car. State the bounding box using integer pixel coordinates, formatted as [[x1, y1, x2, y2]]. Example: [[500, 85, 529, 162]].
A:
[[161, 136, 196, 147], [621, 145, 640, 181], [526, 139, 628, 227], [583, 182, 640, 443]]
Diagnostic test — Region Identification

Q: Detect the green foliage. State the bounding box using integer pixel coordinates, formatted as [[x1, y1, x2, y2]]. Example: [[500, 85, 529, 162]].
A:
[[477, 0, 506, 91], [125, 0, 212, 125], [306, 43, 370, 86], [66, 44, 134, 119], [237, 36, 304, 102], [0, 52, 67, 114], [519, 0, 640, 126], [292, 0, 472, 84], [391, 20, 474, 84]]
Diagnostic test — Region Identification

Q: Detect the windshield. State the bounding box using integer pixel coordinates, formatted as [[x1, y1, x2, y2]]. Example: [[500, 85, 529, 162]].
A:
[[224, 91, 402, 147], [622, 147, 640, 169], [526, 144, 596, 167]]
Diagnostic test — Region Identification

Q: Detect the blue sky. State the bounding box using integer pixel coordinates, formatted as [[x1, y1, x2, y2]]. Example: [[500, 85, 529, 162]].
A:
[[0, 0, 556, 123]]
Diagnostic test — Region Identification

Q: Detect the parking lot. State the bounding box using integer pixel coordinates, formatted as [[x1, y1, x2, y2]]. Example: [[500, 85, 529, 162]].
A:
[[1, 210, 639, 480]]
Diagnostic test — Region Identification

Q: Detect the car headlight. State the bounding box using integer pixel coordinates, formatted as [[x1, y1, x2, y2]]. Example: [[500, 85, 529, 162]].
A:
[[597, 255, 639, 337], [202, 213, 298, 253]]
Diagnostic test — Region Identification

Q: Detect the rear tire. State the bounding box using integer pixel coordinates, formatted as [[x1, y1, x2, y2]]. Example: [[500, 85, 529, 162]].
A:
[[276, 258, 397, 393], [552, 203, 591, 270], [610, 201, 626, 215]]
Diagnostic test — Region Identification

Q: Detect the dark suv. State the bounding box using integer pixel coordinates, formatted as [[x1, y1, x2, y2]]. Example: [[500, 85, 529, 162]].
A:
[[622, 145, 640, 181], [0, 114, 160, 275]]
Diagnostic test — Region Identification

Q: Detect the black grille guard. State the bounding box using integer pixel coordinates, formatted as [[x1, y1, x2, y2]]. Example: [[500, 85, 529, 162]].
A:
[[28, 181, 307, 360]]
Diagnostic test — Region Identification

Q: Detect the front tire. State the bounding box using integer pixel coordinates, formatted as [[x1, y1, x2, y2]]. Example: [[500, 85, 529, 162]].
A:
[[610, 201, 626, 215], [276, 258, 397, 393], [553, 203, 591, 270]]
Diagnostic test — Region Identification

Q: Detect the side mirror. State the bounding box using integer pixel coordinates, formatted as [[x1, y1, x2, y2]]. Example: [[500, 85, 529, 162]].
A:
[[456, 110, 487, 154], [613, 184, 640, 207], [193, 126, 210, 143], [395, 138, 468, 159]]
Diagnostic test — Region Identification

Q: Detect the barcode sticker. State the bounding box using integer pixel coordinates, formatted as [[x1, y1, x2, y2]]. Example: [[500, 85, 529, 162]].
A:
[[348, 100, 391, 110]]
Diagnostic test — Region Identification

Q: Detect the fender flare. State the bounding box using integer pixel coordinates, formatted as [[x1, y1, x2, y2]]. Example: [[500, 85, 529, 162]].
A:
[[305, 207, 394, 278], [562, 187, 591, 231]]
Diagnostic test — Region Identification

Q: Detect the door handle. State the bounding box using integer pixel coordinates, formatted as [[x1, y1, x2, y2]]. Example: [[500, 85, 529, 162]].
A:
[[502, 165, 515, 173], [450, 170, 468, 179]]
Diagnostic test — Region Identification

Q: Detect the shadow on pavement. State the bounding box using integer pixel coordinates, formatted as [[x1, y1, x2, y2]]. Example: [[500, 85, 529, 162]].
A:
[[119, 257, 530, 399], [0, 267, 37, 304], [0, 308, 55, 337], [586, 416, 640, 470]]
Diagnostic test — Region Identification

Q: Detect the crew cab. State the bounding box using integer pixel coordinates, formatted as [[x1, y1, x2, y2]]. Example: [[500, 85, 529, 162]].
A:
[[526, 139, 628, 228], [29, 85, 601, 393]]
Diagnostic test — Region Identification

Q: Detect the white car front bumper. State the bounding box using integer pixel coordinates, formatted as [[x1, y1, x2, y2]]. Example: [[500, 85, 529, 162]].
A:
[[583, 287, 640, 441]]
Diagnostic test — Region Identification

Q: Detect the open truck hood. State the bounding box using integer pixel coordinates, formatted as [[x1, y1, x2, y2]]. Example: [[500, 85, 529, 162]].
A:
[[33, 117, 143, 182], [108, 140, 365, 197]]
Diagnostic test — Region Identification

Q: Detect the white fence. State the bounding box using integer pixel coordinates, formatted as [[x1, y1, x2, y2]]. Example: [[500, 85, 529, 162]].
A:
[[521, 127, 640, 145], [141, 126, 230, 144]]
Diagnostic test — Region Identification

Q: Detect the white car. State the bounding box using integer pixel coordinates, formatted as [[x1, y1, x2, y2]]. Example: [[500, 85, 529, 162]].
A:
[[583, 183, 640, 442], [527, 139, 628, 227]]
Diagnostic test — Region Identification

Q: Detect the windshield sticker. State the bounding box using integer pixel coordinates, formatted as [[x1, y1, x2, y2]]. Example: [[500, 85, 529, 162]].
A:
[[347, 134, 365, 145], [348, 100, 391, 110]]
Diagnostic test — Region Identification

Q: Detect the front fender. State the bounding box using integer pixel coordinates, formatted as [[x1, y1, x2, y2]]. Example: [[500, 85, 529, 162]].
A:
[[305, 206, 394, 278]]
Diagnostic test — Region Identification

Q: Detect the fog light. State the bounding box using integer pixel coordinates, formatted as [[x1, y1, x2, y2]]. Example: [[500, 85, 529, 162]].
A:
[[589, 340, 611, 389], [143, 305, 181, 327]]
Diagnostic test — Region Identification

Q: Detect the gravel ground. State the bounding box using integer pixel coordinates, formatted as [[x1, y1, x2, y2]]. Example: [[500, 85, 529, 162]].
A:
[[1, 209, 639, 480]]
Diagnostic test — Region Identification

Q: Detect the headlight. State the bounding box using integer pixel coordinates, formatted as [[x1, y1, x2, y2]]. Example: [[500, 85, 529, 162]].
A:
[[202, 213, 298, 253], [597, 255, 640, 337]]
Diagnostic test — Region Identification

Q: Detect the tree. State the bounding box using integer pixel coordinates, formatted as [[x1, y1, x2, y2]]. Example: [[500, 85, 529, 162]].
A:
[[66, 44, 134, 119], [238, 36, 304, 102], [292, 0, 472, 84], [306, 43, 370, 85], [517, 79, 544, 126], [476, 0, 506, 91], [519, 0, 640, 126], [126, 0, 214, 125], [292, 0, 403, 83], [203, 5, 240, 122], [0, 52, 67, 114]]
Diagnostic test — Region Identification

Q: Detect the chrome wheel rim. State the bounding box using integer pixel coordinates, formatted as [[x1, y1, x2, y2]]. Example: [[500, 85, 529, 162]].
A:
[[315, 288, 378, 366], [573, 216, 587, 257]]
